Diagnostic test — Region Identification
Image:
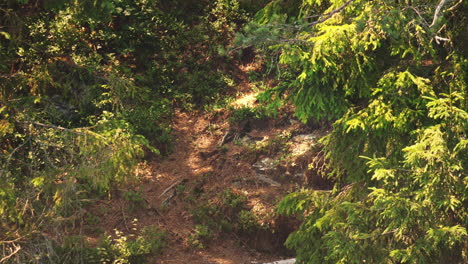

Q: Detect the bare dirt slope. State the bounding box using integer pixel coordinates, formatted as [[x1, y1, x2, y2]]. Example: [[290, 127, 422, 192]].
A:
[[84, 66, 327, 264], [145, 110, 283, 264]]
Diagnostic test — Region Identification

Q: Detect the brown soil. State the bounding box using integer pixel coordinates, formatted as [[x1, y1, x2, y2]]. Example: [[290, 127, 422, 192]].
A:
[[82, 62, 318, 264]]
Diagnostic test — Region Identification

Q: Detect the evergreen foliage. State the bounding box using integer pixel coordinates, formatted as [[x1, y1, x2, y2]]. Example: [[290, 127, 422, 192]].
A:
[[1, 0, 249, 262], [1, 0, 467, 262], [240, 0, 468, 263]]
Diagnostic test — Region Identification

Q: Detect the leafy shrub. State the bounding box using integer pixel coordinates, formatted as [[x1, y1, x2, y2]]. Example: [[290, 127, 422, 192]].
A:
[[238, 210, 264, 231], [123, 189, 145, 211], [188, 224, 214, 249], [220, 189, 248, 209], [189, 189, 272, 245], [97, 224, 166, 264]]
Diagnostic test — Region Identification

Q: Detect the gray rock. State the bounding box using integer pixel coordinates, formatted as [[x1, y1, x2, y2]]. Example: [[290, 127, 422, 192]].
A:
[[256, 174, 281, 187], [252, 158, 276, 172], [239, 135, 265, 146], [292, 134, 316, 142], [290, 134, 318, 157]]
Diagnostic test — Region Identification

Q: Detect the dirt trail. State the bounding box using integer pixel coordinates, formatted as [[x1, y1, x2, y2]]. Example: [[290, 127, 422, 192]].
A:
[[87, 65, 307, 263], [88, 107, 269, 263], [141, 108, 286, 264]]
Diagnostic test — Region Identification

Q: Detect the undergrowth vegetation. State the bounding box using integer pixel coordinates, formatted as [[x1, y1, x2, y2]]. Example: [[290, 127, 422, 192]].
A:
[[15, 223, 166, 264], [188, 189, 270, 249], [1, 0, 467, 263], [0, 0, 260, 262]]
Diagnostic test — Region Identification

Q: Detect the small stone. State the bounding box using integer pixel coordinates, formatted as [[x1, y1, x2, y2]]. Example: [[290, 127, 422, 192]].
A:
[[290, 134, 318, 157], [252, 158, 276, 172], [241, 135, 253, 144], [292, 134, 316, 142], [289, 118, 299, 125], [256, 174, 281, 187], [294, 173, 303, 178]]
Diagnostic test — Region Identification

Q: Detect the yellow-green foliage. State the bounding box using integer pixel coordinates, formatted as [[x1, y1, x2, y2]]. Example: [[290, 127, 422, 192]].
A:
[[247, 0, 467, 263]]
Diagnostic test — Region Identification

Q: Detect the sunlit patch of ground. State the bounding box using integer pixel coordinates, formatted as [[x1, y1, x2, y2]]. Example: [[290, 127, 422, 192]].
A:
[[231, 91, 259, 108]]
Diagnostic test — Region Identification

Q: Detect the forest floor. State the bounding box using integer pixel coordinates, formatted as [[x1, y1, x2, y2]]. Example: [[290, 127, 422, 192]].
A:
[[82, 63, 328, 264]]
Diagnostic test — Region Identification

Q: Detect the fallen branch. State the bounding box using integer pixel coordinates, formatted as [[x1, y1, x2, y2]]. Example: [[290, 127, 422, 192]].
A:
[[219, 129, 236, 146], [158, 179, 183, 199], [121, 204, 129, 231], [160, 190, 176, 207]]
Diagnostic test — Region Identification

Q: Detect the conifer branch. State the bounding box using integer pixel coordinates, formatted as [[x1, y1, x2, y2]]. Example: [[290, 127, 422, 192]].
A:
[[306, 0, 356, 27]]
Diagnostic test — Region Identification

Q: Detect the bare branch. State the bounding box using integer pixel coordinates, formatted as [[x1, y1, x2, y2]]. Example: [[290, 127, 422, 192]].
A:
[[25, 121, 86, 135], [24, 121, 104, 139], [447, 0, 464, 12], [0, 235, 25, 245], [0, 243, 21, 263], [435, 35, 451, 44], [430, 0, 450, 28]]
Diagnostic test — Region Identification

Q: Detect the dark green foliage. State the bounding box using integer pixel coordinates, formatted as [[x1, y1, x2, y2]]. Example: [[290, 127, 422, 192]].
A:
[[188, 224, 214, 249], [0, 0, 250, 261]]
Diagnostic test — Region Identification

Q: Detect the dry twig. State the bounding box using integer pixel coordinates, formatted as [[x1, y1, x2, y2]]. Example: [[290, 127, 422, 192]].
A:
[[0, 243, 21, 263]]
